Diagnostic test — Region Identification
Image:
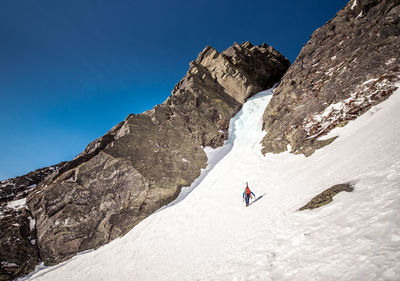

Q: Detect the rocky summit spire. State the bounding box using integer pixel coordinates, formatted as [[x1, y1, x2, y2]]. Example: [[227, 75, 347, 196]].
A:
[[261, 0, 400, 156], [8, 42, 289, 270]]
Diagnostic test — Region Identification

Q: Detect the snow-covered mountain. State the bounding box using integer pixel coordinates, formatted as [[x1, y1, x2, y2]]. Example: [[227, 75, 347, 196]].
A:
[[2, 0, 400, 280], [21, 85, 400, 280], [1, 42, 290, 280]]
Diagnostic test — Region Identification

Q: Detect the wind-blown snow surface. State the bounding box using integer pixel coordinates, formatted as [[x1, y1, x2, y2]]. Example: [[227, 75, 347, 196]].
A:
[[23, 88, 400, 281]]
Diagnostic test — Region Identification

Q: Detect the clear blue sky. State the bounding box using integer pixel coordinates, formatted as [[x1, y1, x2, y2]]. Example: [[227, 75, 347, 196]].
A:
[[0, 0, 348, 180]]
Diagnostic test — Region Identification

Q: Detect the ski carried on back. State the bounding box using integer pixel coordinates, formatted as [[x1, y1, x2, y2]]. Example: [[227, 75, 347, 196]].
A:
[[242, 182, 255, 207]]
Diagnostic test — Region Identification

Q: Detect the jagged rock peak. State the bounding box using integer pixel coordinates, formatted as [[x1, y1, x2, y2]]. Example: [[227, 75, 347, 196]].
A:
[[261, 0, 400, 156], [191, 42, 290, 104], [25, 41, 289, 267]]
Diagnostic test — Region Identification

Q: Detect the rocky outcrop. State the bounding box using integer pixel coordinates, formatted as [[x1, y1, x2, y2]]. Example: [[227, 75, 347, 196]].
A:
[[26, 42, 289, 266], [298, 183, 354, 211], [0, 165, 63, 203], [261, 0, 400, 156], [0, 164, 63, 281]]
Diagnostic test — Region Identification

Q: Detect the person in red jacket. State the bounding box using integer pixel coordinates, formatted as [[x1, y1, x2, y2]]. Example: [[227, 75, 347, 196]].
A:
[[242, 182, 256, 207]]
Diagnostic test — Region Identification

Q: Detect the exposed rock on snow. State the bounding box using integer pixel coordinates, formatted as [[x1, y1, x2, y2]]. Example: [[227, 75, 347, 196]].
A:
[[26, 42, 289, 266], [298, 183, 354, 211], [261, 0, 400, 156]]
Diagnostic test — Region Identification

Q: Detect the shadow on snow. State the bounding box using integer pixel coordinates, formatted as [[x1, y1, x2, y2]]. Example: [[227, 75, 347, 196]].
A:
[[248, 193, 266, 206]]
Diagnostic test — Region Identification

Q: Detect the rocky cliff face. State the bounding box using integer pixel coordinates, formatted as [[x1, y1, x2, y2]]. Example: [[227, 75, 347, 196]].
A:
[[261, 0, 400, 156], [25, 42, 289, 266], [0, 164, 63, 281]]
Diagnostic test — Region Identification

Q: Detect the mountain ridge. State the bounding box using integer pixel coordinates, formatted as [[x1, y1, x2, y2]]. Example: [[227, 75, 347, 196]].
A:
[[2, 0, 400, 279], [0, 41, 290, 280]]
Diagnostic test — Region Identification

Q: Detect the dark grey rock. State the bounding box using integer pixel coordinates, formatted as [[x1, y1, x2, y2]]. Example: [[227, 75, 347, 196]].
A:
[[261, 0, 400, 156], [27, 42, 290, 266], [0, 164, 63, 281], [0, 208, 38, 281], [0, 164, 63, 203], [298, 183, 354, 211]]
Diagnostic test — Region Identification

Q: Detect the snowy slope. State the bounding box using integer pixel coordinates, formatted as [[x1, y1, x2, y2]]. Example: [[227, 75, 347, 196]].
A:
[[22, 87, 400, 281]]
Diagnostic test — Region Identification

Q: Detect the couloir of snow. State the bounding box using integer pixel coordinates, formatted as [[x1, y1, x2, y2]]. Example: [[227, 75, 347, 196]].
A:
[[22, 86, 400, 281]]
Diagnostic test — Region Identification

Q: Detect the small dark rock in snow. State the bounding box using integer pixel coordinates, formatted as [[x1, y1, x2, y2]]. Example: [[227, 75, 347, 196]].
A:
[[298, 183, 354, 211]]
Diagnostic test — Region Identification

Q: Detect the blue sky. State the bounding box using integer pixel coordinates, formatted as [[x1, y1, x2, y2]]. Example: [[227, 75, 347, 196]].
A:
[[0, 0, 349, 180]]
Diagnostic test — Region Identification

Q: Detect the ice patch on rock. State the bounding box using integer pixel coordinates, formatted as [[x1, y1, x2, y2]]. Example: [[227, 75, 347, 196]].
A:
[[351, 0, 357, 10]]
